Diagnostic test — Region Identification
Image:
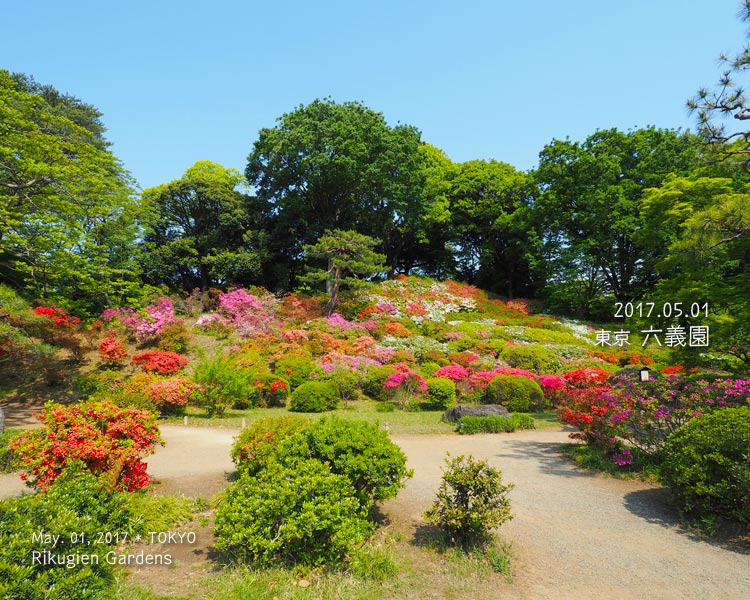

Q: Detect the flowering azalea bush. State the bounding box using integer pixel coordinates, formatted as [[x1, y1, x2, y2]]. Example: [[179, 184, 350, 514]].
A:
[[384, 368, 428, 407], [131, 350, 187, 374], [216, 288, 279, 337], [33, 306, 81, 329], [148, 376, 197, 412], [434, 364, 470, 382], [97, 335, 128, 364], [367, 277, 477, 324], [10, 400, 162, 491]]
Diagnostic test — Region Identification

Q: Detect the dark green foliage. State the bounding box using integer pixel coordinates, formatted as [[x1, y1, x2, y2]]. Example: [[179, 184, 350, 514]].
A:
[[482, 375, 545, 412], [72, 370, 125, 399], [362, 365, 397, 401], [191, 355, 257, 416], [457, 414, 535, 434], [214, 460, 373, 566], [230, 416, 309, 476], [424, 454, 514, 545], [273, 354, 324, 390], [424, 377, 457, 410], [327, 368, 362, 404], [499, 345, 559, 374], [289, 380, 339, 412], [276, 417, 412, 506], [661, 407, 750, 524], [0, 429, 22, 472]]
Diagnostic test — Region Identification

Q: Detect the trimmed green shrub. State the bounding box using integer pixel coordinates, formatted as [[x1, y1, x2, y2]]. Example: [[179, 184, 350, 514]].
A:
[[72, 369, 126, 399], [231, 416, 309, 476], [457, 414, 535, 435], [326, 368, 362, 404], [424, 454, 514, 545], [424, 377, 457, 410], [191, 355, 256, 416], [499, 345, 560, 374], [273, 354, 324, 390], [660, 406, 750, 524], [0, 429, 22, 473], [419, 361, 441, 378], [276, 417, 412, 506], [362, 365, 397, 401], [289, 380, 339, 412], [214, 460, 373, 566], [482, 375, 544, 412]]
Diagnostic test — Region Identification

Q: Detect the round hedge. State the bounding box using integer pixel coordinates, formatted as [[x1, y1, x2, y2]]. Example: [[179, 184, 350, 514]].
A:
[[661, 406, 750, 524], [482, 375, 544, 412], [499, 345, 560, 374], [230, 415, 309, 476], [425, 377, 457, 410], [289, 380, 339, 412]]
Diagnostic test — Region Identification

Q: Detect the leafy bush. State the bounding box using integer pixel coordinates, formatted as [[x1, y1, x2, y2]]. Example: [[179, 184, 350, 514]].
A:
[[383, 369, 428, 407], [154, 320, 191, 353], [289, 380, 339, 412], [0, 469, 125, 600], [72, 369, 126, 399], [660, 406, 750, 524], [11, 400, 162, 491], [192, 354, 257, 416], [424, 454, 513, 545], [147, 375, 197, 414], [457, 414, 535, 434], [214, 460, 373, 566], [424, 377, 457, 410], [362, 365, 397, 401], [97, 335, 128, 364], [273, 354, 324, 390], [482, 375, 545, 412], [231, 416, 309, 476], [276, 417, 412, 506], [326, 367, 362, 404], [499, 344, 560, 373]]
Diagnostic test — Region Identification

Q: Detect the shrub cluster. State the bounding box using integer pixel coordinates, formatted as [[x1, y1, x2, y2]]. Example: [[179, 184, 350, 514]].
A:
[[218, 417, 412, 566], [424, 377, 457, 410], [482, 375, 544, 412], [660, 406, 750, 524], [289, 380, 339, 412]]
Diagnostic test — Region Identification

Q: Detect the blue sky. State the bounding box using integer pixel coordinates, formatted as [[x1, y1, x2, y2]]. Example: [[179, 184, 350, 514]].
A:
[[2, 1, 746, 189]]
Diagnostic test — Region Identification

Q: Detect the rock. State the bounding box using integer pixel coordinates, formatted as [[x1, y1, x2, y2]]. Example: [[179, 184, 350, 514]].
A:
[[441, 403, 512, 423]]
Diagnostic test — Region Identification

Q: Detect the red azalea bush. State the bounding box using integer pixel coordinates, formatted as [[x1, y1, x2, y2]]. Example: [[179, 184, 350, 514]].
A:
[[33, 306, 81, 329], [131, 350, 187, 374], [563, 367, 613, 388], [98, 335, 128, 364], [10, 400, 162, 491], [384, 369, 428, 407]]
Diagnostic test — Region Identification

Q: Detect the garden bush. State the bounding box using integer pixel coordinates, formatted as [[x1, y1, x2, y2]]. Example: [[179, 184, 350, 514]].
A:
[[362, 365, 397, 401], [231, 415, 309, 476], [326, 367, 362, 404], [131, 350, 187, 375], [72, 369, 126, 399], [424, 377, 457, 410], [214, 460, 373, 566], [660, 406, 750, 524], [11, 400, 162, 491], [0, 468, 127, 600], [289, 380, 339, 412], [424, 454, 514, 545], [192, 354, 257, 416], [273, 354, 324, 390], [499, 344, 560, 373], [275, 417, 412, 506], [457, 414, 535, 434], [482, 375, 545, 412]]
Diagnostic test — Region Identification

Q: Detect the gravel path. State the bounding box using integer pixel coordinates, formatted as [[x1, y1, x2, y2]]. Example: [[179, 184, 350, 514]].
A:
[[2, 425, 748, 598]]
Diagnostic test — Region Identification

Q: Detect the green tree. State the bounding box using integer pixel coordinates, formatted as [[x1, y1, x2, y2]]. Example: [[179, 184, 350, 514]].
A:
[[140, 160, 267, 291], [246, 99, 423, 287], [0, 70, 143, 311], [449, 159, 538, 297], [301, 229, 385, 316], [533, 127, 700, 316]]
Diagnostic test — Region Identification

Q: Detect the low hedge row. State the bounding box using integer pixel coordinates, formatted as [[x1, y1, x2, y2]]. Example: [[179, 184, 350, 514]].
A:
[[457, 414, 535, 435]]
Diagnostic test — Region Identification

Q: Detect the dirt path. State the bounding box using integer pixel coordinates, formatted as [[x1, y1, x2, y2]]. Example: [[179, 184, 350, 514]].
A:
[[2, 425, 748, 598]]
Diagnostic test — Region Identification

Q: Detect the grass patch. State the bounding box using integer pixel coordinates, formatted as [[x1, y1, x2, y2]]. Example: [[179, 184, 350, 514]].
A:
[[127, 493, 205, 533], [0, 428, 23, 472]]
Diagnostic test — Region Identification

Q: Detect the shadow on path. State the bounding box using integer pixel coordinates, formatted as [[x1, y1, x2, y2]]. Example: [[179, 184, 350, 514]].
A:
[[492, 439, 597, 479], [623, 488, 750, 555]]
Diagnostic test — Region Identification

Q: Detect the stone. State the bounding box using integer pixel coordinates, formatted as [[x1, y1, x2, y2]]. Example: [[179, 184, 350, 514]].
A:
[[441, 403, 512, 423]]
